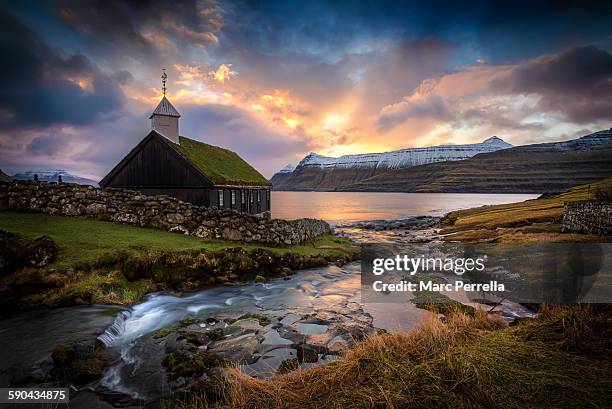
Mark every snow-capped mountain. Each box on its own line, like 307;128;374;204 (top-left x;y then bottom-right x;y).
278;164;296;173
294;137;512;171
271;137;512;190
11;170;99;186
271;129;612;192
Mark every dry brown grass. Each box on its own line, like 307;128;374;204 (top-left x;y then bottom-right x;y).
441;177;612;243
515;304;612;355
218;311;501;409
181;306;612;409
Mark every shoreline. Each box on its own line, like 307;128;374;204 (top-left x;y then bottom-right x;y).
1;183;610;408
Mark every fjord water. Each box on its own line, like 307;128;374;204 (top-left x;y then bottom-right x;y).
271;191;538;222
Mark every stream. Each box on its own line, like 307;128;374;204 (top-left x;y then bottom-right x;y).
0;216;535;406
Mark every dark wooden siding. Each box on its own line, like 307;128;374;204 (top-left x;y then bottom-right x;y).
105;136;212;188
103;133;270;213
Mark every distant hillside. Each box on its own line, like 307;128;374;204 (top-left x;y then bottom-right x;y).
272;137;512;191
11;170;99;186
340;129;612;193
0;169;12;183
270;164;296;188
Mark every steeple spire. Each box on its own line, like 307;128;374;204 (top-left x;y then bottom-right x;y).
150;69;180;143
161;68;168;96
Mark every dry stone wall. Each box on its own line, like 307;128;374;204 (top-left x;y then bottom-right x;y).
0;181;331;245
563;201;612;235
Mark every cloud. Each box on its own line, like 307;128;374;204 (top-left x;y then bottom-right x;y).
494;46;612;123
376;46;612;144
208;64;237;83
180;103;310;176
25;132;70;157
3;1;612;177
55;0;224;60
378;80;454;131
0;11;126;129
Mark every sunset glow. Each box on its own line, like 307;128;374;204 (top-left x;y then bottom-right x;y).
0;1;610;179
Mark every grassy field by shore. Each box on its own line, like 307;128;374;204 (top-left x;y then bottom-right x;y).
0;212;359;308
440;177;612;243
0;212;357;269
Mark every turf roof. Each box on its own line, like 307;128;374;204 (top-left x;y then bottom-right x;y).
166;135;271;186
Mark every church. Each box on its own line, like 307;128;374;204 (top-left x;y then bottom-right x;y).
100;72;272;214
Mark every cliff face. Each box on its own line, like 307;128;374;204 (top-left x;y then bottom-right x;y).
341;129;612;193
272;137;512;191
272;129;612;193
272;166;383;191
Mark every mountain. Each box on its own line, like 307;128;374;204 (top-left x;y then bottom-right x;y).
11;170;99;186
271;137;512;191
278;164;296;173
270;164;296;187
339;128;612;193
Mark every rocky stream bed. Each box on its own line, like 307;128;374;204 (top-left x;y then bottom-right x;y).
0;216;534;408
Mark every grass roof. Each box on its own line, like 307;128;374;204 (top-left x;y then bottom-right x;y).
166;136;271;186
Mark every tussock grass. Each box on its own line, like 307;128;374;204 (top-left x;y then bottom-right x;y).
441;177;612;243
182;306;611;409
515;304;611;356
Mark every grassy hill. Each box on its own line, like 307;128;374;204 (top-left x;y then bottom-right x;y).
440;177;612;242
0;212;354;269
0;212;358;307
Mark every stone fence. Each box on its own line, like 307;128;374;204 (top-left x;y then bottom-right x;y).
0;181;331;245
563;200;612;235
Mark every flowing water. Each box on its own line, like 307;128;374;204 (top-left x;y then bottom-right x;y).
94;261;458;399
0;192;539;402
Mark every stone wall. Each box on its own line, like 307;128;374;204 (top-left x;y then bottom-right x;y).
0;181;331;245
563;201;612;235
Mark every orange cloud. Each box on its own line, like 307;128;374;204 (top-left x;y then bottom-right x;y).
208;64;237;83
67;77;94;93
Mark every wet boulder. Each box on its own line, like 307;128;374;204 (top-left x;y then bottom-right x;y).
50;343;110;385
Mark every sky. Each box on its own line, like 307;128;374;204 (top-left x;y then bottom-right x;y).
1;0;611;179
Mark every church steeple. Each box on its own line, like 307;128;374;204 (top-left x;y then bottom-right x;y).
150;69;181;144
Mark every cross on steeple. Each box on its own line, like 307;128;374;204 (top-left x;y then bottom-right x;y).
161;68;168;96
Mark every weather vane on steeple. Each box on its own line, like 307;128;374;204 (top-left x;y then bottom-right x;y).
161;68;168;96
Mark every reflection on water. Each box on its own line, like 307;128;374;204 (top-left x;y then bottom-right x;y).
271;191;538;222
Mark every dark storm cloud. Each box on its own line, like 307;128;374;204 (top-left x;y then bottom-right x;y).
496;46;612;123
0;11;126;129
55;0;223;60
220;0;612;64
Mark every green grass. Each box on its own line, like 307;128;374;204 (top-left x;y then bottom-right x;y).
0;212;358;269
169;136;271;186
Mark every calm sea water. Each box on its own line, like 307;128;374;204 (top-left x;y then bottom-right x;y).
271;191;538;222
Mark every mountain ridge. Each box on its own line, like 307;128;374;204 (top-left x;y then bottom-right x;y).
11;170;99;186
272;129;612;193
271;136;513;191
